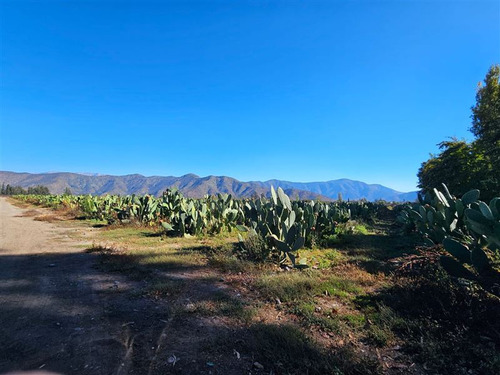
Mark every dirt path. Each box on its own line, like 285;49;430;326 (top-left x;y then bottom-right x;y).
0;198;177;375
0;198;80;255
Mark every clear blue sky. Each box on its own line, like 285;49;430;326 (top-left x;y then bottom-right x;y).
1;0;499;192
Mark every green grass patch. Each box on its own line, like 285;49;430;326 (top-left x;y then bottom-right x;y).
324;278;363;298
204;242;258;273
256;271;318;302
301;248;345;269
135;249;203;269
256;270;364;303
340;313;366;328
291;302;344;333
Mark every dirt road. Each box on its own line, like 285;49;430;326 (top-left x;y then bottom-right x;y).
0;198;174;375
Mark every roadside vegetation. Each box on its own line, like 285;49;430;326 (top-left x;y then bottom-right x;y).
11;182;500;374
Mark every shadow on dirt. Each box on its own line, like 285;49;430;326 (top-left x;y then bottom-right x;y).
0;251;172;375
332;232;420;276
0;250;371;375
354;274;500;375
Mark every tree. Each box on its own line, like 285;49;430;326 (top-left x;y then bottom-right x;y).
63;187;72;196
471;65;500;190
471;65;500;159
418;65;500;201
3;184;27;195
27;185;50;195
418;140;473;195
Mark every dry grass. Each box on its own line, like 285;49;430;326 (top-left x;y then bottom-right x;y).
7;197;31;208
10;198;83;222
18;209;40;217
33;214;65;222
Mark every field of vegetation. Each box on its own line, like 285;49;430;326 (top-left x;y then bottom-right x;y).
11;183;500;375
2;65;498;375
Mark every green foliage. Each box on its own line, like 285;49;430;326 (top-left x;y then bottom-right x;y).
130;194;159;223
159;189;244;236
418;65;499;202
1;183;50;195
471;64;500;179
237;186;307;268
237;231;270;262
398;183;474;245
417;140;485;197
399;184;500;294
237;187;381;267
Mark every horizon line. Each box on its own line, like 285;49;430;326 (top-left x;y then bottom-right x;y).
0;170;418;193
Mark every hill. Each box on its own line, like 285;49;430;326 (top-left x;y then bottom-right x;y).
0;171;417;202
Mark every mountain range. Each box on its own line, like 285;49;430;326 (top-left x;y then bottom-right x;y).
0;171;418;202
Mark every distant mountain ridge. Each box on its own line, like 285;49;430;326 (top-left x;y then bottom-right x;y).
0;171;418;202
251;179;418;202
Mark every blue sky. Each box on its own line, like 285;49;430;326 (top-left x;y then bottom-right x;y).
1;0;499;192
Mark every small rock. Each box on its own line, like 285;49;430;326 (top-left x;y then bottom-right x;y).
253;361;264;370
315;306;322;312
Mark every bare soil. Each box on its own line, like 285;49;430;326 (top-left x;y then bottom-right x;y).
0;198;257;375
